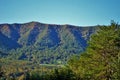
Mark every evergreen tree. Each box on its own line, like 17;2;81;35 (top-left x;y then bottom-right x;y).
68;21;120;79
87;21;120;79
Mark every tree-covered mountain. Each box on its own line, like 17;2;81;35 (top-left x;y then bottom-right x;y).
0;22;96;64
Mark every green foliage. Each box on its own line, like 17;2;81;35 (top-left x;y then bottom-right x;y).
0;59;63;80
24;67;75;80
68;21;120;79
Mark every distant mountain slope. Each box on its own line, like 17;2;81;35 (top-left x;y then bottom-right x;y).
0;22;97;64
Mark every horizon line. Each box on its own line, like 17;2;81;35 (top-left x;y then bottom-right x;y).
0;21;109;27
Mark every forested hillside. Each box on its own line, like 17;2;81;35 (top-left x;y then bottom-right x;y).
0;22;119;80
0;22;96;64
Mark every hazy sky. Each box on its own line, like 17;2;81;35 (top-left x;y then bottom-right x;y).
0;0;120;26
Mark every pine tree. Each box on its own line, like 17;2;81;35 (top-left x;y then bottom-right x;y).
68;21;120;79
87;21;120;79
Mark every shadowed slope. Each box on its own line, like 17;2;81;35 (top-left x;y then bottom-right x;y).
0;22;96;63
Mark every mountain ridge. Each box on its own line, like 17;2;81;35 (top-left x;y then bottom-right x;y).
0;21;96;27
0;22;97;64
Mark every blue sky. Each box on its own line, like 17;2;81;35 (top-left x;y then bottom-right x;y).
0;0;120;26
